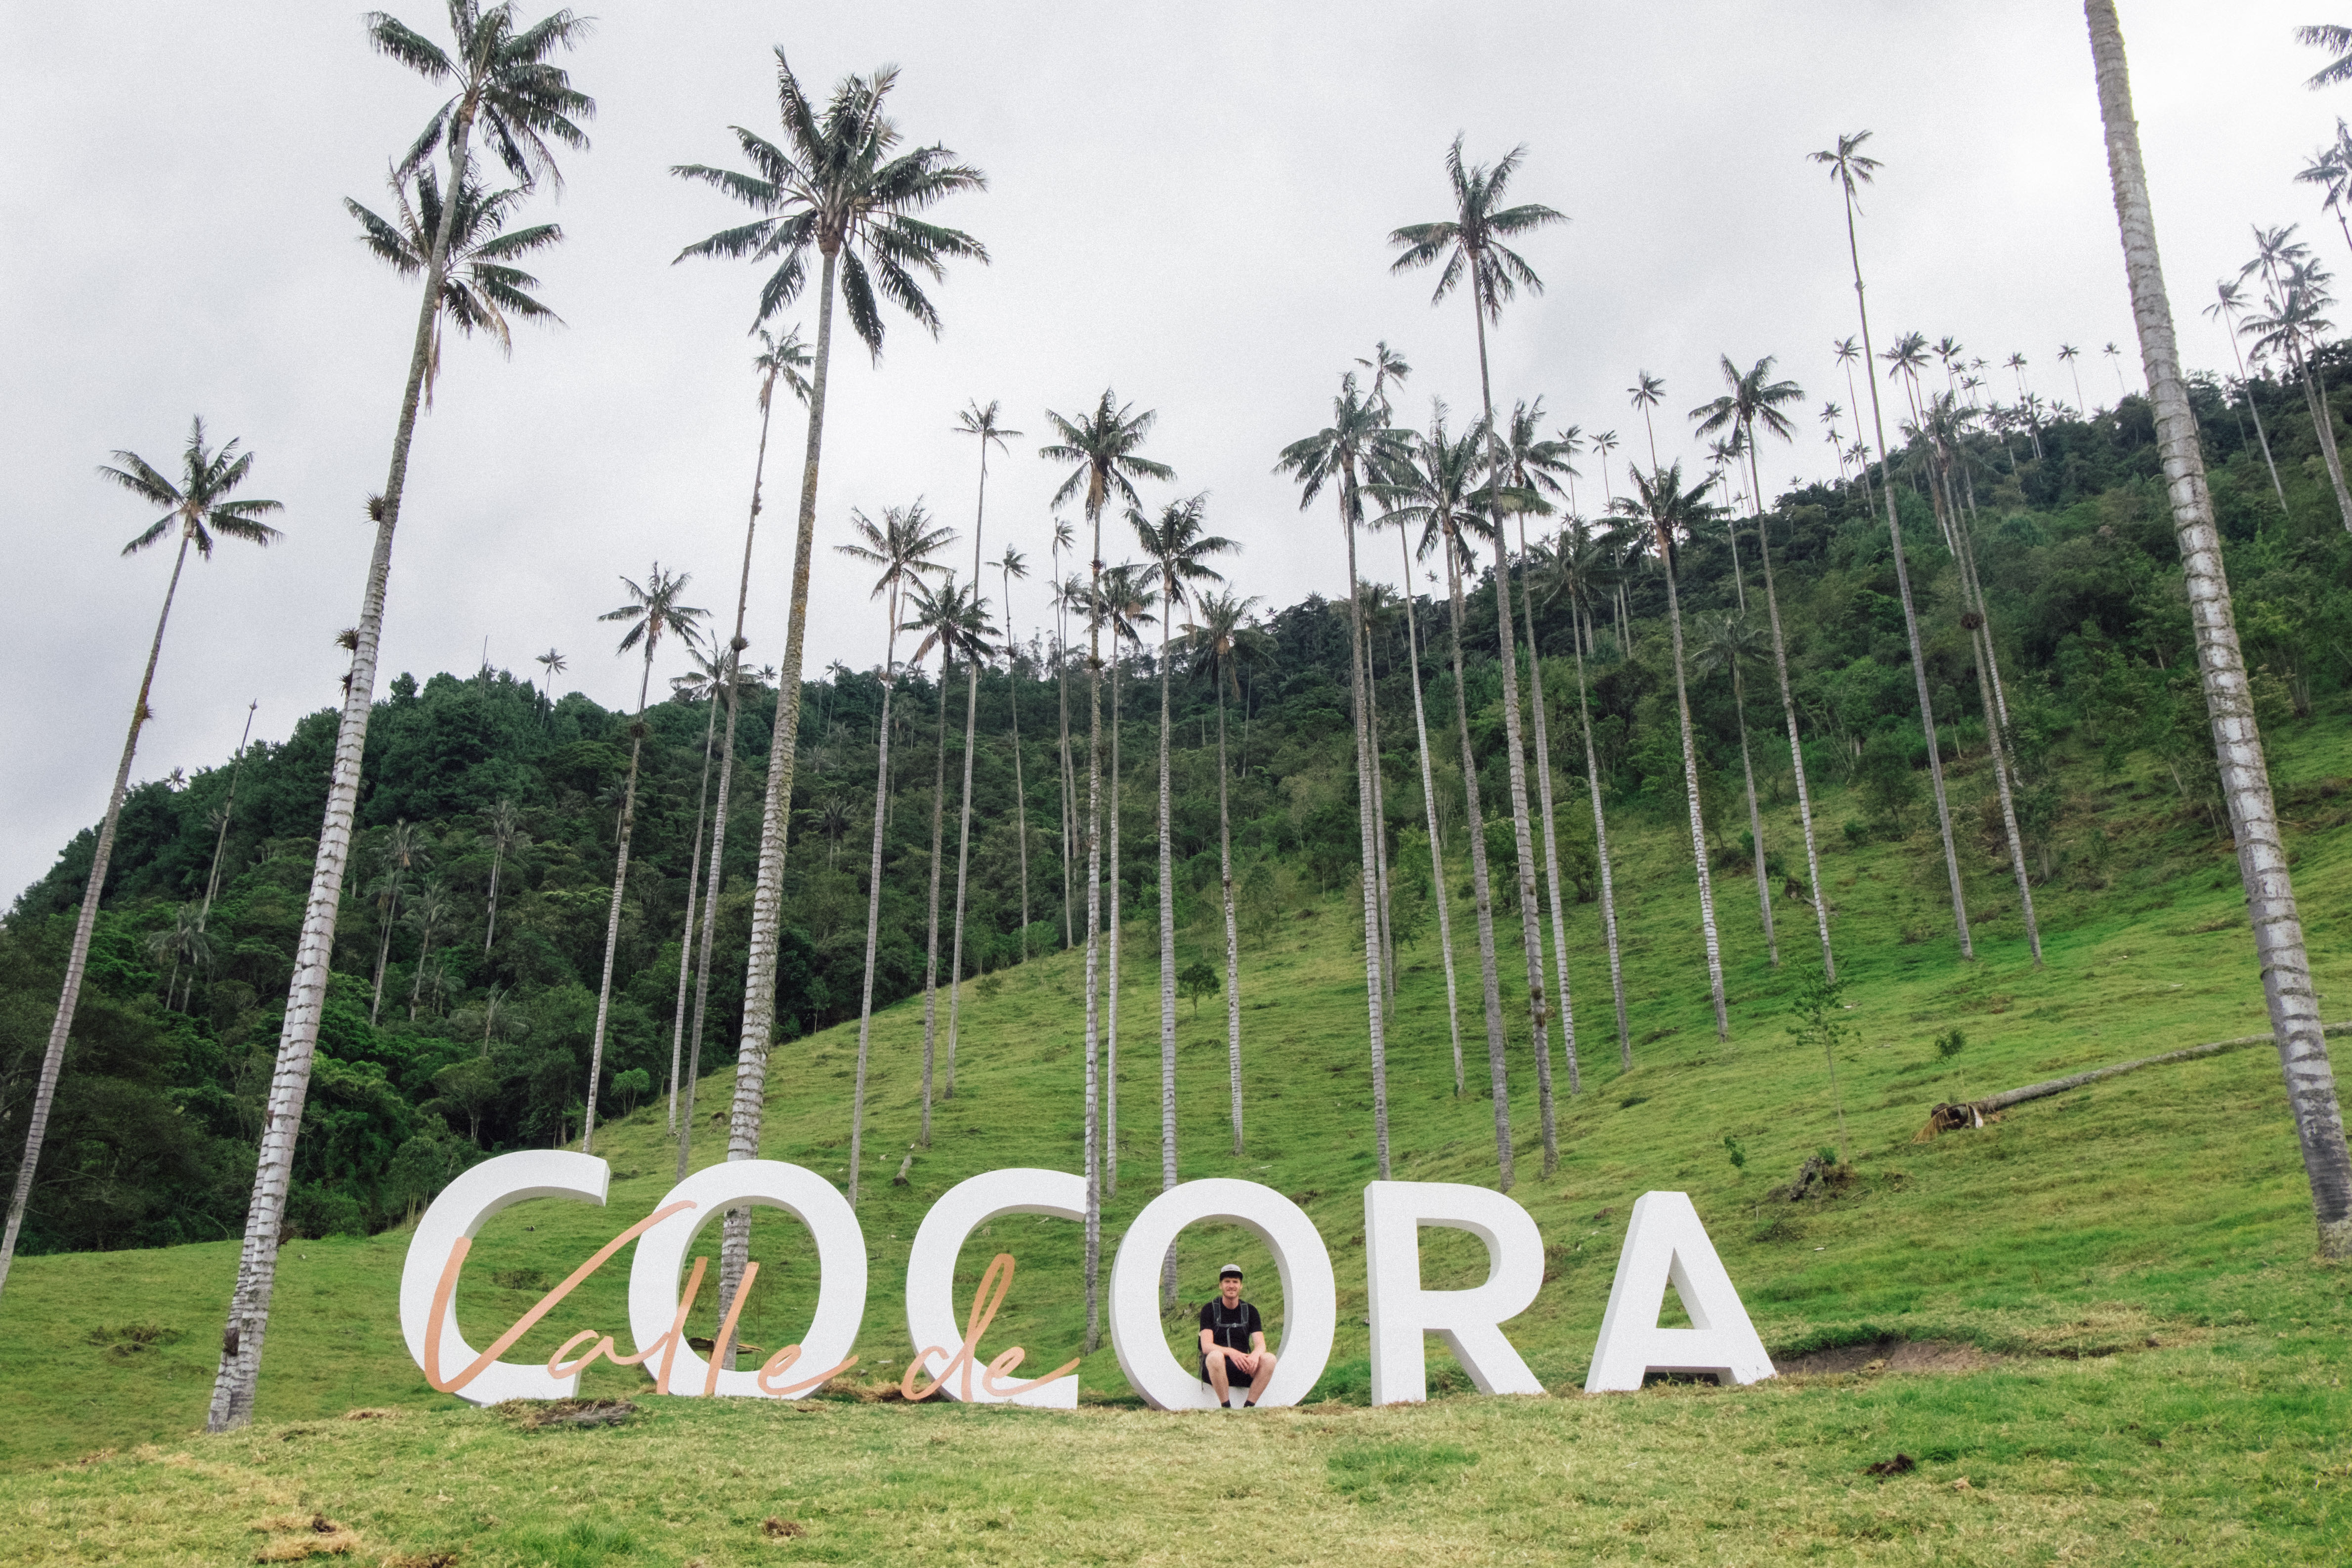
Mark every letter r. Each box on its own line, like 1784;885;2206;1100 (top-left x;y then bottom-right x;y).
1364;1181;1545;1405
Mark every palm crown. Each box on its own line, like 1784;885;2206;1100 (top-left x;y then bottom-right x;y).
837;501;955;607
1388;136;1567;319
347;166;562;395
1182;591;1269;695
1367;407;1494;575
370;1;595;190
101;418;284;559
672;55;988;344
1690;355;1805;451
1612;462;1719;571
600;565;707;661
1130;494;1235;614
903;573;993;670
1041;392;1175;527
1273;374;1408;526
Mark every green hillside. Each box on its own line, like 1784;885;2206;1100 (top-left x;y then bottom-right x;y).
3;708;2350;1561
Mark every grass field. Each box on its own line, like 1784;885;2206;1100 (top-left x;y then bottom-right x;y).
4;718;2352;1563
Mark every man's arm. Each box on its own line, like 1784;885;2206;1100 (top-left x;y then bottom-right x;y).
1200;1325;1220;1357
1248;1305;1268;1355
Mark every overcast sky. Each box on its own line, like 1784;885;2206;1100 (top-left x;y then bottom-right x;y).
1;1;2339;905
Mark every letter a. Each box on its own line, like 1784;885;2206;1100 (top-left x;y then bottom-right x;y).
1583;1191;1774;1393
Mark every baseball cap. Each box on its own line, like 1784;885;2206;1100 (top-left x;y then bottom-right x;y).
1218;1263;1244;1279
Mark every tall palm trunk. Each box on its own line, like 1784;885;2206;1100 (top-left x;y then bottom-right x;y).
2288;338;2352;532
678;363;785;1183
920;652;952;1145
582;653;656;1153
1338;472;1392;1181
1444;539;1513;1190
847;625;901;1206
1364;638;1398;1008
1057;611;1076;950
1572;599;1633;1068
1007;568;1032;960
208;101;480;1430
1727;659;1777;965
1397;530;1465;1093
1834;167;1972;958
201;703;257;925
1080;512;1107;1353
1662;548;1730;1039
666;681;722;1134
1;532;192;1297
945;447;995;1096
1217;689;1244;1152
482;838;506;958
368;872;404;1027
720;245;841;1321
1512;516;1580;1096
1742;430;1835;980
2087;0;2352;1257
1932;459;2044;964
1155;612;1180;1219
2223;325;2291;514
1109;656;1124;1206
1471;313;1556;1176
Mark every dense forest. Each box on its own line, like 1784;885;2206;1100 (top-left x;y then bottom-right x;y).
4;359;2349;1257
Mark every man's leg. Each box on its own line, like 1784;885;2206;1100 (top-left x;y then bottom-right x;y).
1205;1349;1233;1406
1244;1351;1277;1406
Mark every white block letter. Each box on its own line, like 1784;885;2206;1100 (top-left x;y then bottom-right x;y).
628;1160;867;1398
399;1149;610;1405
1584;1191;1774;1392
904;1167;1084;1407
1108;1178;1334;1409
1364;1181;1545;1404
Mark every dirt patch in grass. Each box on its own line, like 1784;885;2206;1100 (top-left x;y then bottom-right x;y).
1774;1338;1996;1376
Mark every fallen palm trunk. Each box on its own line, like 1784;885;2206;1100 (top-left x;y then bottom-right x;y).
1917;1020;2352;1140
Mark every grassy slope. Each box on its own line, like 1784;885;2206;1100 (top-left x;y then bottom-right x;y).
4;720;2352;1563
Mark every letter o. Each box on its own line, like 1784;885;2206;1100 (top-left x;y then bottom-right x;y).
398;1150;609;1405
628;1160;866;1398
904;1167;1085;1406
1108;1178;1333;1410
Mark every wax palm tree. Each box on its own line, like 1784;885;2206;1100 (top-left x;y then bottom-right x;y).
2100;0;2352;1258
907;574;992;1148
677;324;814;1183
1135;495;1235;1178
1810;130;1973;959
1690;354;1835;976
1613;463;1731;1039
367;821;429;1026
1391;134;1568;1175
838;502;953;1204
2239;234;2352;532
942;401;1020;1105
208;2;590;1431
477;796;526;962
147;904;215;1014
1369;407;1519;1186
346;165;562;406
533;646;565;715
1039;391;1171;1351
197;701;260;927
1495;399;1583;1095
1692;612;1777;963
661;638;726;1131
1275;376;1412;1175
403;877;457;1021
1535;517;1634;1067
673;56;987;1313
2204;280;2291;514
2057;343;2086;411
1184;591;1268;1153
998;544;1034;957
582;566;706;1153
1627;372;1666;468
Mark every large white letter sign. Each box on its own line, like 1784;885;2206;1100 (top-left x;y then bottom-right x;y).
1364;1181;1545;1405
1108;1178;1334;1410
1584;1191;1774;1392
400;1150;621;1405
627;1160;867;1398
904;1168;1085;1407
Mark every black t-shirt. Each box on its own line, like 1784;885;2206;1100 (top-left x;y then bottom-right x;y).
1198;1298;1263;1379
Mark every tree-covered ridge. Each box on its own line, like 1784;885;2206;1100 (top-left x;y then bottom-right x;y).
4;365;2348;1258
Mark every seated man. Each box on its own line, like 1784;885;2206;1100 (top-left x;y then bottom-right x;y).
1198;1263;1277;1407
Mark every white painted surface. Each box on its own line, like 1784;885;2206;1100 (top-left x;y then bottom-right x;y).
1584;1191;1775;1393
1364;1181;1545;1404
903;1167;1085;1406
